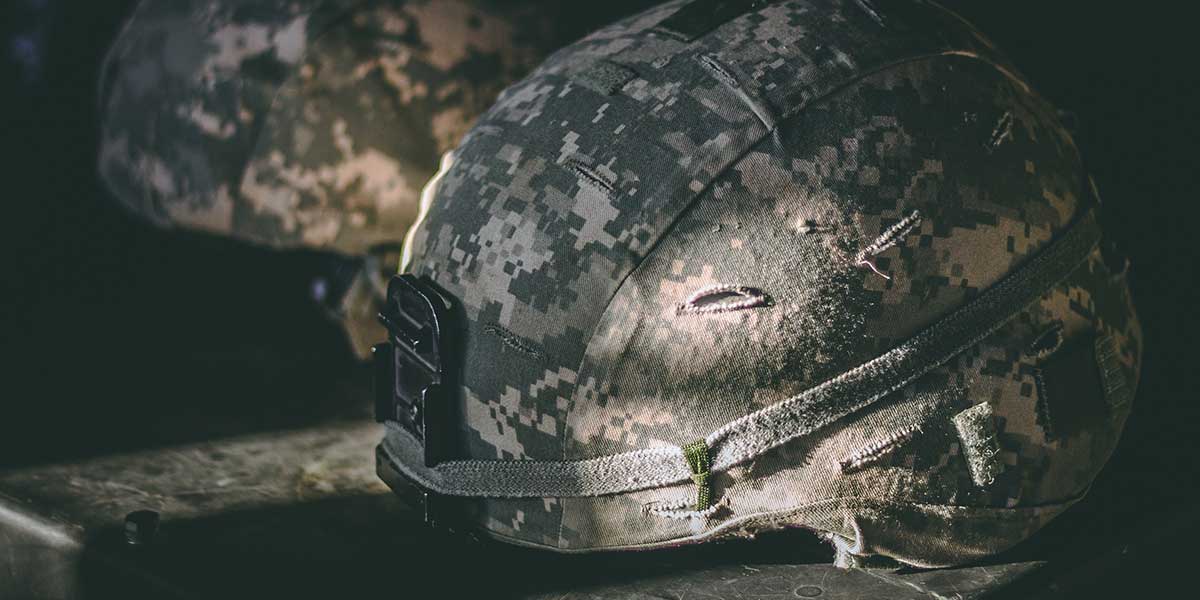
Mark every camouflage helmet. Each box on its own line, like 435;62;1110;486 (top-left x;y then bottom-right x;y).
376;0;1142;568
96;0;651;256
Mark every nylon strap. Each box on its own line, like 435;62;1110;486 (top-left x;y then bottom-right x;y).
381;209;1102;498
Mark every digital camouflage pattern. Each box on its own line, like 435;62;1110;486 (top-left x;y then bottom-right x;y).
97;0;653;256
391;0;1141;567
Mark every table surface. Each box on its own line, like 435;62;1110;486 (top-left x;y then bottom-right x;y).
1;412;1184;600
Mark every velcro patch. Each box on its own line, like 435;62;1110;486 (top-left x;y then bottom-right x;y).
1095;335;1132;415
1033;334;1107;440
571;60;637;95
952;403;1004;487
651;0;770;42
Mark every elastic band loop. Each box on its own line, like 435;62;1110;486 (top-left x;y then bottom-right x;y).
683;439;712;510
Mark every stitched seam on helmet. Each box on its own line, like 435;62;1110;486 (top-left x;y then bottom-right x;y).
696;53;778;131
1032;366;1057;440
482;324;546;362
857;210;922;260
988;111;1015;149
855;209;922;279
839;423;924;473
646;497;727;520
677;284;770;315
1025;321;1065;360
697;54;739;87
852;0;886;27
564;158;615;196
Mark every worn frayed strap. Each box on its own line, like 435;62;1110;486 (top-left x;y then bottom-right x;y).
572;60;637;95
382;425;684;497
380;210;1100;498
683;439;712;510
952;403;1004;487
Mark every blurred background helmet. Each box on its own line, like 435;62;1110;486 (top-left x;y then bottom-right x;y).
96;0;656;358
97;0;653;256
381;0;1142;568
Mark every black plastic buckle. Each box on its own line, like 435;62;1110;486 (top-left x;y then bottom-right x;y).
375;445;443;527
373;274;459;468
376;445;475;539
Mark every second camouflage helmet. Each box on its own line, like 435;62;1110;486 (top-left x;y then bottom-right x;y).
378;0;1142;568
97;0;652;256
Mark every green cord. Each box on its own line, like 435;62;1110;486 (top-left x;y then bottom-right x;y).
682;439;712;511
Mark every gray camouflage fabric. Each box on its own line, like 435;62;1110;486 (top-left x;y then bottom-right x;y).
97;0;651;256
390;0;1141;567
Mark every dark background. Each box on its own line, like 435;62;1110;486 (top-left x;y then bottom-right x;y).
3;1;1198;597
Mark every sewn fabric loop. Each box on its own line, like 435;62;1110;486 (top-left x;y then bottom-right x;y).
683;439;713;510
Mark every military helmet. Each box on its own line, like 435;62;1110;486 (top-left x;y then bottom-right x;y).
377;0;1141;568
96;0;650;256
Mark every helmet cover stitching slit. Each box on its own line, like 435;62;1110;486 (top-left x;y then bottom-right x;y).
1025;321;1065;360
564;158;615;196
855;209;922;279
838;422;924;473
851;0;886;28
482;324;546;362
677;284;770;315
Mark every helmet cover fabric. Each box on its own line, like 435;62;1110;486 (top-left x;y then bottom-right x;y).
388;0;1142;567
97;0;650;255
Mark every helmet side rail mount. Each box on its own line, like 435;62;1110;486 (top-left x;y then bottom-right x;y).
374;209;1102;525
373;274;463;469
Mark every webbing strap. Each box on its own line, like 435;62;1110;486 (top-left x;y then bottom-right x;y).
382;210;1101;498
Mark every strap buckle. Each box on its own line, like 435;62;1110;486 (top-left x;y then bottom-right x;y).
376;444;476;537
